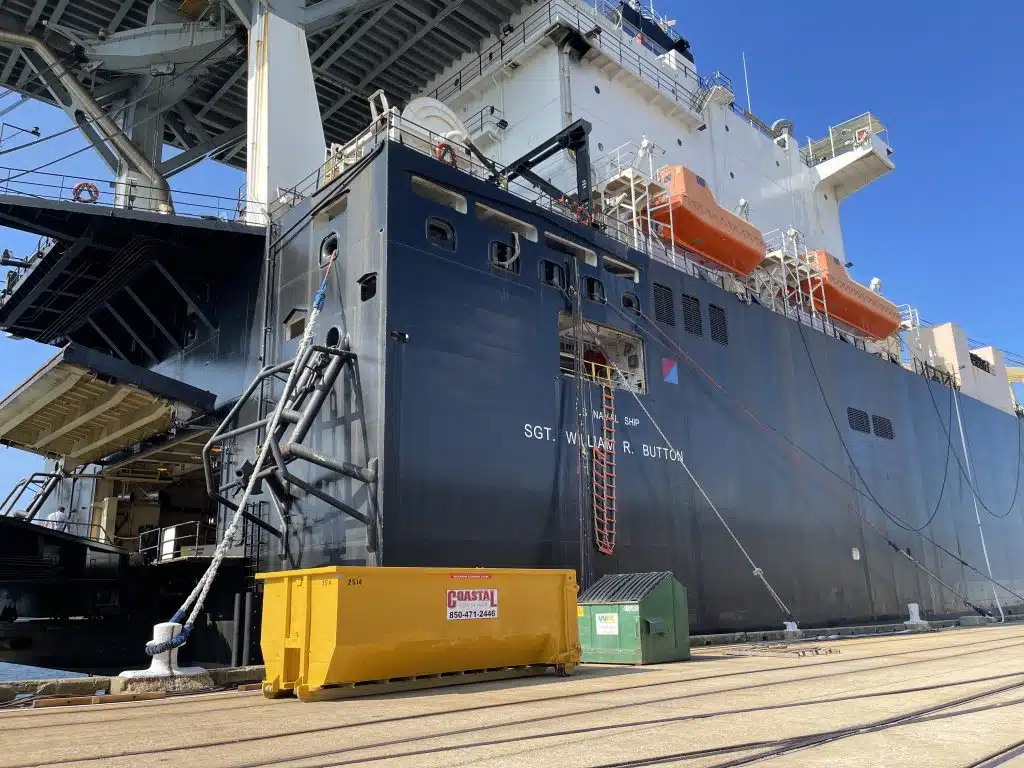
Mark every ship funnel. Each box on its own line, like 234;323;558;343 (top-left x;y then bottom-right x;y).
0;31;174;214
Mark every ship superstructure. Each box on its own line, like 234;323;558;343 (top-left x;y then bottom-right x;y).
0;0;1021;668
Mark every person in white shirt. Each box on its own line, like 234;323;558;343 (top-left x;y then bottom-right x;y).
49;506;69;533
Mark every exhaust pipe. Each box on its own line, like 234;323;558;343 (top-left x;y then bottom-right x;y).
0;31;174;214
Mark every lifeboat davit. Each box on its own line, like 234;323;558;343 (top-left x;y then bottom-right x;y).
805;251;901;339
650;166;765;277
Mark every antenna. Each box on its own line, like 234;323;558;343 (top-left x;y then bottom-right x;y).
742;52;752;114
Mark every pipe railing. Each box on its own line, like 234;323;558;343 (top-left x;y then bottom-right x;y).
0;166;263;221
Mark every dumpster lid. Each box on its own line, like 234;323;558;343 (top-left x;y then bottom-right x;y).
579;572;674;603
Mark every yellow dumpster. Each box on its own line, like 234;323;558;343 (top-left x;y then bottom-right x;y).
256;566;580;700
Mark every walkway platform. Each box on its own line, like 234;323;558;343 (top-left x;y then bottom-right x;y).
3;624;1024;767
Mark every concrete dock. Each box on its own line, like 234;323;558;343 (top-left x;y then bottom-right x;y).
5;623;1024;767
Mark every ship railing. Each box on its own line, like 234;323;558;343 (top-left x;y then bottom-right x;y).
911;357;960;390
800;112;890;167
424;0;705;114
58;521;118;547
0;165;267;223
303;103;847;350
133;521;217;564
558;352;644;392
464;105;507;138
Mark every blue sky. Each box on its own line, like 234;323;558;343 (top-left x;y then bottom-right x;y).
0;0;1020;494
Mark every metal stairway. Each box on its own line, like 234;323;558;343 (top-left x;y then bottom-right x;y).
202;339;379;555
592;382;617;555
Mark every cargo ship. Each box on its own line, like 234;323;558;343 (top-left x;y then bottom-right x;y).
0;0;1022;669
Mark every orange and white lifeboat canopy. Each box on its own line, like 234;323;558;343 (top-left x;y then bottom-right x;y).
650;166;766;277
806;251;901;340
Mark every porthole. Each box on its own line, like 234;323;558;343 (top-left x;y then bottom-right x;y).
676;138;682;147
598;142;604;151
725;125;730;132
729;171;735;179
594;85;601;94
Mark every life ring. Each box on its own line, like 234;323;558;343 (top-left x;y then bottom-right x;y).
72;182;100;204
434;141;457;167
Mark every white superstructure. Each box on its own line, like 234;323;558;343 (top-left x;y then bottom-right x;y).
419;0;893;268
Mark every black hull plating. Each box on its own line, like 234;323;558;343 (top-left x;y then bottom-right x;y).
373;144;1024;632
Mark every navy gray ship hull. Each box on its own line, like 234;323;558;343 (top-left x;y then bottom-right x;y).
262;142;1024;633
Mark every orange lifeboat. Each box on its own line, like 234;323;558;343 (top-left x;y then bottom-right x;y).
805;251;901;339
650;166;766;277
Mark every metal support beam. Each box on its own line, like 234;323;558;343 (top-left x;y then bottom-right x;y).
82;23;240;73
303;0;391;33
124;286;181;351
104;301;159;363
174;102;210;143
316;1;396;70
87;318;130;362
152;261;217;332
24;473;59;521
1;233;91;327
157;122;246;177
31;389;129;450
0;371;83;439
283;442;377;485
321;0;467;121
223;0;253;28
198;62;245;119
65;403;170;466
107;0;135;33
279;468;370;524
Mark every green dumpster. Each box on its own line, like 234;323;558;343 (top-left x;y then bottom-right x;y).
577;572;690;664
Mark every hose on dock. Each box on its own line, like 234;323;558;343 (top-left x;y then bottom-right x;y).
146;250;340;656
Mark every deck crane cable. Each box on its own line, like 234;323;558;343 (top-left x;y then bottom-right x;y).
904;336;1023;520
577;325;796;623
145;249;341;657
608;300;1010;612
